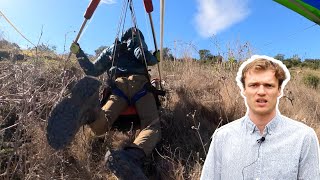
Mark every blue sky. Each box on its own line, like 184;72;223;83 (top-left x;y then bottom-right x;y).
1;0;320;59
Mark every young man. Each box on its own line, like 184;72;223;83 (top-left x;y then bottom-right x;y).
200;55;320;179
47;27;161;179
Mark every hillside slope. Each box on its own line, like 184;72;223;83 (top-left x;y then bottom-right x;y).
0;57;319;179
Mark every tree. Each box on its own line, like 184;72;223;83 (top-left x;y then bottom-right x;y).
274;54;285;61
162;47;174;61
282;54;302;68
0;39;10;48
289;54;301;66
303;59;320;69
32;43;56;53
292;54;301;61
215;55;223;63
12;43;20;49
198;49;212;60
95;45;108;56
228;57;236;63
149;47;174;61
0;39;20;50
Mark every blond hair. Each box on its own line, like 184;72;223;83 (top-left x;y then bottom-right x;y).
241;58;286;88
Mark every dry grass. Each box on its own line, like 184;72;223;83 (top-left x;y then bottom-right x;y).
0;56;319;180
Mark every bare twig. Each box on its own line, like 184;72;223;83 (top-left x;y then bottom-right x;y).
35;25;44;59
189;110;207;156
0;122;19;133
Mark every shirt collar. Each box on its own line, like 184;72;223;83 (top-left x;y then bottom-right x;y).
243;112;282;135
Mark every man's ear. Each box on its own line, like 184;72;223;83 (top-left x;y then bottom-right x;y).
241;88;246;97
242;91;245;97
277;87;281;97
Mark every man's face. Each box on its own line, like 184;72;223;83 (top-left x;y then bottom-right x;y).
243;69;281;117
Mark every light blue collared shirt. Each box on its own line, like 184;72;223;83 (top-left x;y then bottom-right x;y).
200;113;320;180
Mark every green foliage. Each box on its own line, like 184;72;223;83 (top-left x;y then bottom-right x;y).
284;55;301;67
95;45;108;56
0;39;11;48
31;43;56;53
0;39;20;49
198;49;223;64
303;74;320;89
0;50;10;60
274;54;285;61
303;59;320;70
282;60;292;68
199;49;212;60
228;57;236;63
292;54;301;61
276;53;319;70
162;47;174;61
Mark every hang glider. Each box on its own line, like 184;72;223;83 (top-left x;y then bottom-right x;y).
274;0;320;25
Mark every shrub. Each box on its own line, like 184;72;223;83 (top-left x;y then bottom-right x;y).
303;74;320;89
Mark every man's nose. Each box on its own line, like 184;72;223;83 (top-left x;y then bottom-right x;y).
257;85;266;95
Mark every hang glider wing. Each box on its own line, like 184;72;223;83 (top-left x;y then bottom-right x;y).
274;0;320;25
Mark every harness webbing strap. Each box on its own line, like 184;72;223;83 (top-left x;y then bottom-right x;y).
112;87;130;104
112;83;149;105
131;84;148;104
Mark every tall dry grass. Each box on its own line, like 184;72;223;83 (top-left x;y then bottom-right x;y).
0;56;319;179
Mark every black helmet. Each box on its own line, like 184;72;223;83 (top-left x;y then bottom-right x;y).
121;27;144;42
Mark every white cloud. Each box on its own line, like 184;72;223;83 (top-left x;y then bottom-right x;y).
101;0;116;4
194;0;250;38
87;0;116;5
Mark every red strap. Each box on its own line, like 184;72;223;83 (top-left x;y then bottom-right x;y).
143;0;153;13
84;0;101;19
120;105;138;115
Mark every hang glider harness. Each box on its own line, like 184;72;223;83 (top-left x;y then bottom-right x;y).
106;0;166;111
69;0;165;113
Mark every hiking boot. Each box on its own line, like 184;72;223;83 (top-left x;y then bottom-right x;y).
105;147;148;180
47;76;102;150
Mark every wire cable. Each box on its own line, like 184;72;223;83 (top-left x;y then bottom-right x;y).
128;0;149;73
0;10;36;47
111;0;129;68
262;23;317;47
241;142;262;180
